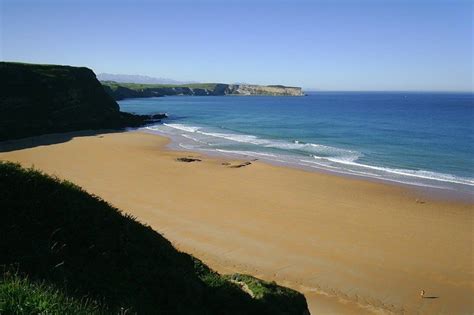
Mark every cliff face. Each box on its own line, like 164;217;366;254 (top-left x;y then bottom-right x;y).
102;81;304;100
225;84;304;96
0;62;158;141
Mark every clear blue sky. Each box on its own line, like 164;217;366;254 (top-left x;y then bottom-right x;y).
1;0;472;91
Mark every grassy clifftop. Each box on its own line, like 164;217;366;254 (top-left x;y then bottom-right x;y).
101;81;228;100
101;81;304;100
103;81;221;91
0;162;309;314
0;62;158;141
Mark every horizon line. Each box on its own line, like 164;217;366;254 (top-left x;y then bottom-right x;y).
2;60;472;94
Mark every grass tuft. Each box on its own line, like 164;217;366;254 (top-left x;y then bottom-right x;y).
0;271;105;314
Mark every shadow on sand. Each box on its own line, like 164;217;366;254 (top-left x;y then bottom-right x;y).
0;129;127;153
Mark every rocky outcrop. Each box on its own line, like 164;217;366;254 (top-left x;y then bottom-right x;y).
225;84;304;96
0;62;164;141
102;82;304;100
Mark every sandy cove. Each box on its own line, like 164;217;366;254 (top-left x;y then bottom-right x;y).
0;131;472;315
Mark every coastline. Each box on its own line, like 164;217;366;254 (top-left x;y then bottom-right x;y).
118;91;474;197
0;130;472;314
141;126;474;203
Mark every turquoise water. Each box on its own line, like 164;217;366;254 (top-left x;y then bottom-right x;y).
119;92;474;193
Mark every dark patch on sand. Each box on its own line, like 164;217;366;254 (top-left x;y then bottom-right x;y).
176;157;202;163
229;162;252;168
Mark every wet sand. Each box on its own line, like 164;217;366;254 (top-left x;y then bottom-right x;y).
1;131;472;314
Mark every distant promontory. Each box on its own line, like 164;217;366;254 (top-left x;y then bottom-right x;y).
101;81;305;100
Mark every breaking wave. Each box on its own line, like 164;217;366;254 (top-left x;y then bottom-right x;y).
147;123;474;189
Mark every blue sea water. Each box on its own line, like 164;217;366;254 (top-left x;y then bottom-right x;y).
119;92;474;193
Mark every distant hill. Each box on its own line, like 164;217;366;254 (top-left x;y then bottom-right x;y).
0;161;309;314
102;81;305;100
0;62;164;141
97;73;195;85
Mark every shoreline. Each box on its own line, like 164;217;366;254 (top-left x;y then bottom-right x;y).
0;130;472;314
142;127;474;204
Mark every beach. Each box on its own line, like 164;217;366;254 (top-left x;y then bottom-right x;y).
1;131;472;314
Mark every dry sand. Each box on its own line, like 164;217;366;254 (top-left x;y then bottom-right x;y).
1;131;472;314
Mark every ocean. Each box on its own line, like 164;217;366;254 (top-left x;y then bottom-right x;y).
119;92;474;194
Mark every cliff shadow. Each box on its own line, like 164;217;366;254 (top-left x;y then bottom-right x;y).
0;129;126;153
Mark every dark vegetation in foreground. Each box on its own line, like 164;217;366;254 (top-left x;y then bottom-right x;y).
0;272;106;314
0;62;165;141
0;162;309;314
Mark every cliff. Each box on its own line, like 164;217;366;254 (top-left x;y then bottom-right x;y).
226;84;304;96
102;81;304;100
0;161;309;314
0;62;163;141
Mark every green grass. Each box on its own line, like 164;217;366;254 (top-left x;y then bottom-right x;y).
227;274;277;299
225;274;307;314
0;162;308;314
100;80;228;100
0;272;106;314
100;80;303;100
101;81;220;91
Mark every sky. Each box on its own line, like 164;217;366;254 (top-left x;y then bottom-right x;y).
1;0;472;91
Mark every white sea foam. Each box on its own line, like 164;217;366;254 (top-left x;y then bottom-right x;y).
198;130;361;162
148;122;474;189
144;125;161;131
199;131;270;145
270;142;361;162
181;134;208;144
308;156;474;186
215;149;278;158
163;123;201;133
300;159;448;189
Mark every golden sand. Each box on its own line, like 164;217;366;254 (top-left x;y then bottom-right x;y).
1;131;472;314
